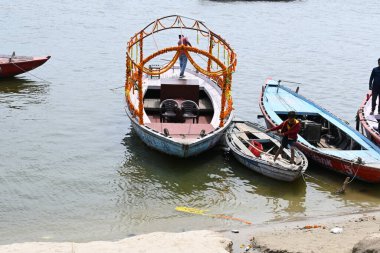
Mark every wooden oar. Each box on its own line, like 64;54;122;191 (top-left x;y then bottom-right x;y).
175;206;252;225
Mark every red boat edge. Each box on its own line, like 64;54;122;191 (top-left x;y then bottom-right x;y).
0;55;51;78
259;81;380;183
357;91;380;146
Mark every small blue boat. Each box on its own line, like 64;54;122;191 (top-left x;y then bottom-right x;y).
259;79;380;183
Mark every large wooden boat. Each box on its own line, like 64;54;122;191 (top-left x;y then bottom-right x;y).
226;121;308;182
0;53;50;78
356;91;380;146
124;15;236;157
259;79;380;183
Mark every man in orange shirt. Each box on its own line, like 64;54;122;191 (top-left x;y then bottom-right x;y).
265;111;301;164
178;35;192;78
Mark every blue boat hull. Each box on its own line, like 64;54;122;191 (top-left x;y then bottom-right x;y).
259;79;380;183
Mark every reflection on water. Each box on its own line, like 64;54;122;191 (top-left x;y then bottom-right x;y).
118;129;240;227
304;163;380;209
120;129;305;230
118;128;380;233
0;77;48;110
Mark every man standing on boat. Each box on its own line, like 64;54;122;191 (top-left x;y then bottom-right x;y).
265;111;301;165
369;58;380;115
178;35;192;78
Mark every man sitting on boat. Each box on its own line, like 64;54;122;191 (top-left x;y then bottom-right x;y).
369;58;380;115
178;35;192;78
265;111;301;164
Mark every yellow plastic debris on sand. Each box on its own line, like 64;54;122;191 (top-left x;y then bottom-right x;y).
175;206;208;215
175;206;252;225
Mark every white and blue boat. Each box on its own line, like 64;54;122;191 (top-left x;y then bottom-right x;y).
124;15;236;157
259;79;380;183
226;121;308;182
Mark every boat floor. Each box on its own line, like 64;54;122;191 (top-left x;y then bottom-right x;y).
129;67;223;127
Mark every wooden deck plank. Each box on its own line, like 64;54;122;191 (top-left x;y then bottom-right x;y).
230;134;253;156
233;129;249;142
235;122;292;157
235;123;269;139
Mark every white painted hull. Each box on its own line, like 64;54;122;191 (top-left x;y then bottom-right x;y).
225;121;308;182
127;110;233;157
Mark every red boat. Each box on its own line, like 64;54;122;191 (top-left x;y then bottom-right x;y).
0;53;50;78
356;91;380;146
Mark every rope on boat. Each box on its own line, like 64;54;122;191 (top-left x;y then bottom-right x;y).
302;157;361;186
110;85;125;90
152;22;160;51
301;171;307;184
346;158;361;184
274;87;296;112
10;62;51;83
302;172;325;184
335;159;362;194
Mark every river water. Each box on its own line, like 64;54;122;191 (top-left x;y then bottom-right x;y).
1;0;380;244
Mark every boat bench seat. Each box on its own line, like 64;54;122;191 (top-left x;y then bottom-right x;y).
145;123;215;137
250;138;271;143
235;123;269;139
144;98;213;113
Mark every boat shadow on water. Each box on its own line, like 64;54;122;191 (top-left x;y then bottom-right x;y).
118;128;380;227
114;128;254;230
225;153;307;213
120;128;230;194
120;127;307;204
0;77;48;109
116;128;310;228
121;126;305;195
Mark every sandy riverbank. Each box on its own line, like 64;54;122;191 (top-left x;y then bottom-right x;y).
0;230;232;253
226;209;380;253
2;210;380;253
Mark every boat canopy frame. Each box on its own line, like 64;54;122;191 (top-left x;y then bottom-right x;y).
125;15;237;126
